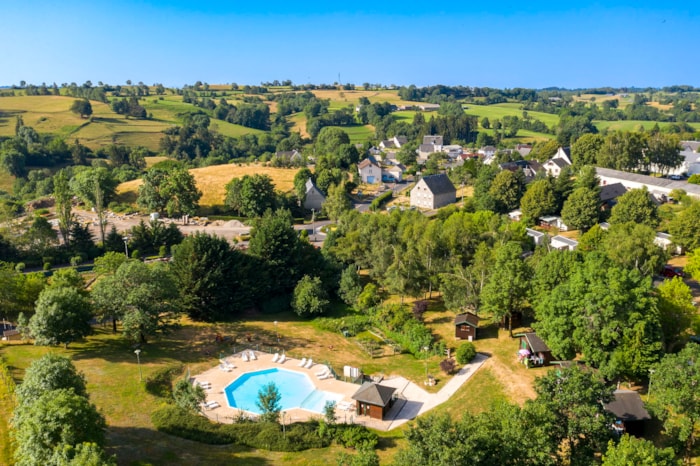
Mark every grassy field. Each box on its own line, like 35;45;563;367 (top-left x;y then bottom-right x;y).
116;163;299;213
594;119;700;132
325;125;375;144
462;102;560;127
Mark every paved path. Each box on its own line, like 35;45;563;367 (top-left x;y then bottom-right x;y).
357;353;489;431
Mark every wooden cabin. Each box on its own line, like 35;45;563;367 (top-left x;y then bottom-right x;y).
518;332;553;367
351;382;397;420
454;312;479;341
604;389;651;436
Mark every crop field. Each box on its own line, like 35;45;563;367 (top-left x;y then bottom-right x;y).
310;89;419;107
116;162;299;213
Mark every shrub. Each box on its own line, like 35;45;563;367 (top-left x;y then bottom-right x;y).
15;262;25;273
412;300;428;321
455;342;477;365
158;245;168;257
336;424;378;450
43;262;51;271
370;191;393;211
145;364;184;398
131;249;141;260
152;405;233;444
440;358;456;374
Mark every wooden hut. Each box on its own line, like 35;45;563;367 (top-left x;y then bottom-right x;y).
518;332;553;367
604;389;651;436
351;382;397;420
454;312;479;341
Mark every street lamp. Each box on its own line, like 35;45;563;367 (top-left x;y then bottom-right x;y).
123;236;129;258
134;349;142;381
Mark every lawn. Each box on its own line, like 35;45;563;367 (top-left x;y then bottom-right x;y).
116;163;300;213
325;125;375;144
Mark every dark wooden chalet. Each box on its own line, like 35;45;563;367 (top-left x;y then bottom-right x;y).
604;389;651;436
351;382;397;420
454;312;479;341
518;332;553;366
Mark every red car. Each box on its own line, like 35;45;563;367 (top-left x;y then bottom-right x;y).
662;266;684;278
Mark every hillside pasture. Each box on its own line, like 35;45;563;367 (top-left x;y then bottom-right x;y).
593;119;700;132
462;102;560;127
116;163;299;213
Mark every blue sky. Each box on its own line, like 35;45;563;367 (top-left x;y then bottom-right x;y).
1;1;698;89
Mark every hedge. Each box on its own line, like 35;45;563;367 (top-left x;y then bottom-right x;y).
370;191;393;211
151;405;331;451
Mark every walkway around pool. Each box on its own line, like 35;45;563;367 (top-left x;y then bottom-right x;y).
192;350;488;431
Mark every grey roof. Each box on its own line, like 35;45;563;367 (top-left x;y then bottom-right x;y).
305;178;321;194
526;228;545;238
656;232;672;240
380;140;396;148
423;135;443;145
604;390;651;421
681;140;700;152
551;235;578;247
358;158;379;170
523;333;551;353
418;143;436;153
420;174;456;196
455;312;479;327
599;222;611;230
547;158;569;168
595;167;700;197
352;382;396;407
395;135;408;145
599;182;627;202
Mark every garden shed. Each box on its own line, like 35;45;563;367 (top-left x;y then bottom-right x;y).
454;312;479;341
351;382;397;420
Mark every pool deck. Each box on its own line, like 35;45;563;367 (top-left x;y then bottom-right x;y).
193;350;488;431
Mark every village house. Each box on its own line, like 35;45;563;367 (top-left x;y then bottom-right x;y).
358;158;382;184
410;174;457;209
550;235;578;251
416;135;445;163
604;389;651;436
379;135;407;150
303;178;325;211
526;228;546;246
382;163;406;183
653;232;683;255
517;332;553;367
542;147;572;177
351;382;397;420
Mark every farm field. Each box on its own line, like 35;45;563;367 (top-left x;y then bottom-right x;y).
462;102;560;127
325;124;375;144
593;119;700;132
116;162;299;213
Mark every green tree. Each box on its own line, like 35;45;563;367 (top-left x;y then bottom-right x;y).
488;169;525;213
170;232;254;320
29;286;93;348
15;354;87;407
293;167;313;203
480;242;530;336
70;99;92;118
256;382;281;423
685;247;700;280
92;251;127;276
609;187;659;227
356;283;380;311
53;170;73;246
138;162;202;218
531;365;614;466
91;261;179;343
0;148;27;177
529;139;560;163
571;133;604;167
172;378;206;412
602;435;679;466
657;277;696;352
323;181;352;221
520;178;556;220
669;202;700;251
649;343;700;462
13;389;105;466
69;167;118;244
602;222;667;276
338;265;362;305
292;275;329;317
50;442;117;466
561;187;600;231
647;133;682;176
224;174;276;217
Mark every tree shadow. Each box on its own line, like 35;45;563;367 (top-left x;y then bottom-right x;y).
107;425;274;465
93;117;128;125
477;322;499;340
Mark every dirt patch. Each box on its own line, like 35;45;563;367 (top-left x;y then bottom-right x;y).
481;356;536;405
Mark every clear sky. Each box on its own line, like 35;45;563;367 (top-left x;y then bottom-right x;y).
1;0;698;89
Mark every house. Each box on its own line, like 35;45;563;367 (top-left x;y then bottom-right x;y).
654;232;683;255
596;166;700;200
599;182;628;209
516;144;532;157
383;164;406;183
539;216;568;231
358;158;382;184
418;103;441;112
500;160;543;182
478;146;497;158
550;235;578;251
303;178;325;211
526;228;546;246
423;135;444;146
416;135;445;163
542;147;572;177
379;135;408;150
455;312;479;341
442;144;463;159
351;382;397;420
410;174;457;209
604;389;651;436
273;150;302;164
508;209;523;221
517;332;553;367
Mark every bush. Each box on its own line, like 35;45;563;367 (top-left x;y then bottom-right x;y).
158;245;168;257
145;364;184;398
335;424;378;449
15;262;25;273
440;358;456;374
412;300;428;321
152;405;233;444
370;191;393;211
43;262;51;271
455;342;477;365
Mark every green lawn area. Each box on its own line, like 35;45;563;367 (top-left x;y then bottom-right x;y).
326;125;375;144
594;120;700;132
462;102;560;127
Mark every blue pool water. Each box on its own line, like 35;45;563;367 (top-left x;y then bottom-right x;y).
224;368;343;414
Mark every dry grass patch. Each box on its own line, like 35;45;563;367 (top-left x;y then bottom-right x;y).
116;163;299;210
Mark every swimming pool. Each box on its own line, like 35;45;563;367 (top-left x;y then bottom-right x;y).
224;368;343;415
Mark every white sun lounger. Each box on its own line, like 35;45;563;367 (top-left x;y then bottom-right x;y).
315;367;328;377
298;358;307;367
242;353;249;362
249;351;257;360
272;353;280;362
278;354;286;364
304;359;314;369
195;380;212;388
201;400;220;410
219;364;232;372
319;372;333;380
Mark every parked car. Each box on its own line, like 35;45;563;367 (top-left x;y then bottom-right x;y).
669;174;683;181
662;266;684;278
